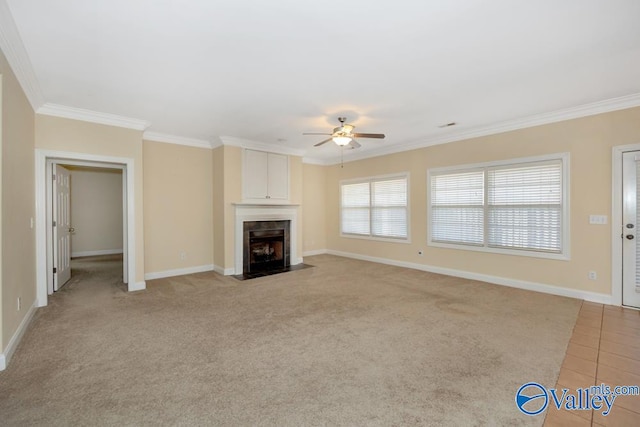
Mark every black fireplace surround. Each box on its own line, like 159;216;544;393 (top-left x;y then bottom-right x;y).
243;220;290;274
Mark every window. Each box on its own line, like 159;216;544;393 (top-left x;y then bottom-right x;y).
428;154;568;259
341;175;408;240
430;170;484;246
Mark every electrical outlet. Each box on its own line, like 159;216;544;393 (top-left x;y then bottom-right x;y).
589;215;608;225
17;297;21;311
179;251;187;260
588;271;597;280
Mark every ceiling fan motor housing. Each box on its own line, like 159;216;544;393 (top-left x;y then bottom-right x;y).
334;124;354;135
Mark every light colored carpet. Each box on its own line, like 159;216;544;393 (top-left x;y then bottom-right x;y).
0;254;580;426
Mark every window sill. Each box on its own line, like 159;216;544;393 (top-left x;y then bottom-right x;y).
341;233;411;244
427;241;570;261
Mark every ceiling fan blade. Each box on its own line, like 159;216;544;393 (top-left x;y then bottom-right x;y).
348;139;361;149
314;138;333;147
303;132;332;136
352;133;385;139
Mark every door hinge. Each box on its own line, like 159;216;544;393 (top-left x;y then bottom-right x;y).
52;174;56;181
53;220;57;227
53;267;57;274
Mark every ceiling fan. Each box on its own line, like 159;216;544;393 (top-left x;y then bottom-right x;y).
303;117;385;149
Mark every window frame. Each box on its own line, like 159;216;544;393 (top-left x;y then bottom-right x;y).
427;153;570;260
340;172;411;243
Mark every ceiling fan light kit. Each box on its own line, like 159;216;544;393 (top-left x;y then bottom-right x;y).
333;135;352;146
304;117;385;149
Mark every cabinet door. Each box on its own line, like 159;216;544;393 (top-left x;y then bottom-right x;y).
267;153;289;200
244;150;269;199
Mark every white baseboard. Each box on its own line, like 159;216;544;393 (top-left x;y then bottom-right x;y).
303;249;328;257
0;300;38;371
129;281;146;292
71;249;123;258
213;265;235;275
144;264;215;280
327;250;612;305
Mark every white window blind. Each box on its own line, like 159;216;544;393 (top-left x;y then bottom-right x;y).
372;178;408;238
341;176;408;240
341;182;370;235
430;171;484;245
429;156;567;257
487;161;562;252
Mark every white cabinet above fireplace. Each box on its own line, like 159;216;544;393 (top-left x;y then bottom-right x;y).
243;149;289;203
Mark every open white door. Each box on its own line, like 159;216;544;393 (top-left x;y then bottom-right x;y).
53;164;72;290
621;151;640;309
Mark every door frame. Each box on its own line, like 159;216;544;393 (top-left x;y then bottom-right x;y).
611;143;640;307
36;149;137;307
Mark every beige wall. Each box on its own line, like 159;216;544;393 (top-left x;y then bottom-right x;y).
289;156;303;261
302;163;327;253
212;146;225;269
326;107;640;296
69;167;123;256
35;115;145;284
223;145;242;270
143;141;213;274
0;48;36;350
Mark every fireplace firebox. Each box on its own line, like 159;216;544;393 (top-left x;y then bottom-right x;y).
243;220;290;274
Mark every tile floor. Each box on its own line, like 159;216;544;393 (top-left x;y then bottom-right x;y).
543;302;640;426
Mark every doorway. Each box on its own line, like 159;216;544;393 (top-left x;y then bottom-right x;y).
52;164;124;291
35;149;139;307
613;144;640;309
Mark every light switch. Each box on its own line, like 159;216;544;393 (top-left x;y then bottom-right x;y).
589;215;608;225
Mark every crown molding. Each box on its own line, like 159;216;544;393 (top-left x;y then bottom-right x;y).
210;137;223;149
143;131;214;149
0;0;45;109
302;157;328;165
220;135;306;157
37;103;151;131
319;93;640;166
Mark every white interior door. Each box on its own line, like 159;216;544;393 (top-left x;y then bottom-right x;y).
53;164;72;290
621;151;640;309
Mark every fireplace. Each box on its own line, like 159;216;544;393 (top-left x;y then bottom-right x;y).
243;220;290;274
233;204;299;276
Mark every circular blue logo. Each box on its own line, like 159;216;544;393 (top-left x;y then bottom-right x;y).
515;382;548;416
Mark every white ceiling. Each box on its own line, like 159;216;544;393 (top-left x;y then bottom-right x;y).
4;0;640;162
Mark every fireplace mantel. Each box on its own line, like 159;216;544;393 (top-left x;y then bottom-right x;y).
234;204;299;275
